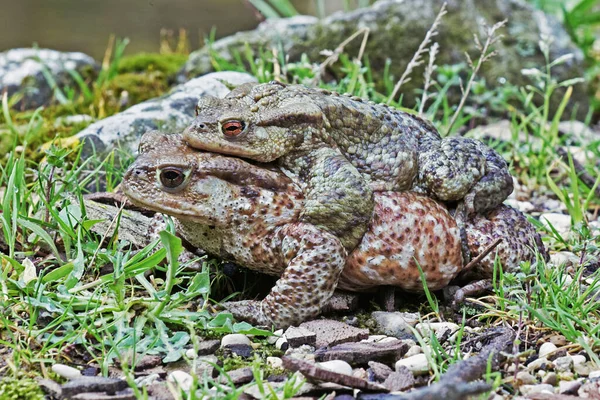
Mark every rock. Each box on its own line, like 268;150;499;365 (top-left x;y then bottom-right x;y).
315;339;408;366
267;329;284;345
559;380;581;395
372;312;420;338
284;326;317;347
37;378;62;398
383;366;416;392
194;355;219;378
550;252;580;268
223;344;253;358
54;114;94;128
572;355;586;366
362;335;388;343
542;372;557;386
574;361;594;376
181;0;588;119
554;356;574;373
589;370;600;379
516;371;537;385
52;363;82;380
504;199;535;213
299;319;369;348
519;383;555;395
558;120;598;145
61;377;129;398
285;344;316;361
221;333;251;348
395;354;430;375
168;371;193;392
275;337;289;351
539;342;559;359
415;322;460;342
70;390;136;400
317;360;353;376
405;345;423;358
321;292;360;314
0;48;98;109
540;213;572;238
221;367;254;385
134;373;160;387
75;71;256;156
267;357;283;369
527;357;552;371
197;339;221;356
579;380;600;397
367;361;393;382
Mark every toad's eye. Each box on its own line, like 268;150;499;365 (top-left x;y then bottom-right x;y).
221;120;245;137
159;167;186;189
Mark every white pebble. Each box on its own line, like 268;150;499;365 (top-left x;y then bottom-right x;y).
539;342;558;358
318;360;353;376
588;370;600;379
267;329;284;345
168;370;193;392
416;322;460;342
405;345;423;358
185;348;197;359
572;355;586;366
267;357;283;369
221;333;251;348
559;380;581;394
51;364;81;380
519;384;554;395
396;353;429;375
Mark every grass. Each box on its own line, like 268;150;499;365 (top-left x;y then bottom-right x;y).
0;4;599;399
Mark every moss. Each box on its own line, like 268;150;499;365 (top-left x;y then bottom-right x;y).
0;376;44;400
106;72;169;107
118;53;188;76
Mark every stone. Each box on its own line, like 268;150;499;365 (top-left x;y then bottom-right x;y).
223;344;253;359
383;366;415;392
54;114;94;127
542;372;557;386
275;337;289;351
550;252;580;268
284;326;317;347
540;213;572;238
415;322;460;342
299;319;369;348
221;333;251;348
516;371;537;385
181;0;588;119
539;342;558;359
574;362;594;376
579;380;600;397
194;355;219;378
519;383;554;395
75;71;256;156
395;354;430;375
367;361;393;382
317;360;353;376
221;367;254;385
267;329;284;345
0;48;98;109
197;339;221;355
314;339;408;366
527;357;552;371
362;335;388;343
267;357;283;369
405;345;423;358
61;377;129;398
558;120;597;145
321;292;360;313
572;355;586;366
70;390;136;400
52;363;82;380
588;370;600;379
554;356;574;373
168;371;193;392
372;312;420;338
559;380;581;395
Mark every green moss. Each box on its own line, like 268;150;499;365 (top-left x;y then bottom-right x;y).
118;53;188;76
0;376;44;400
107;72;169;106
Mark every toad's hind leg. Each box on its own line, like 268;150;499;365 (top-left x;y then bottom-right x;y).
224;223;347;329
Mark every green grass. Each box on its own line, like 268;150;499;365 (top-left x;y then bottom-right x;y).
0;10;599;400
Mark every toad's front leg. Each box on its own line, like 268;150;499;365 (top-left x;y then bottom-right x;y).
285;147;374;252
224;222;347;328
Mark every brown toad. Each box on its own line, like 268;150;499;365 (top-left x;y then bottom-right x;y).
183;81;514;251
122;131;543;328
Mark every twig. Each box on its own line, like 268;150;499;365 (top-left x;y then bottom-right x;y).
316;27;370;82
464;238;503;271
446;19;507;134
418;42;439;115
387;2;447;104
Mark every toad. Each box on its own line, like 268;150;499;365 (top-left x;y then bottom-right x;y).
123;131;543;328
183;81;514;251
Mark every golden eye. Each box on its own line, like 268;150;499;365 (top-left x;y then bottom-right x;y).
221;120;245;137
159;167;185;189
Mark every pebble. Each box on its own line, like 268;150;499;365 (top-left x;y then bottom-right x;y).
554;355;574;373
550;252;580;267
589;370;600;379
527;357;551;371
185;348;197;359
540;213;571;238
516;371;537;385
372;312;420;338
267;357;283;369
362;335;388;343
168;371;193;392
275;337;289;351
267;329;284;345
135;373;160;387
415;322;460;342
519;383;554;395
52;364;82;380
572;355;586;365
574;361;594;376
539;342;558;358
542;372;557;386
221;333;251;347
395;354;429;375
404;345;423;358
559;380;582;394
318;360;353;376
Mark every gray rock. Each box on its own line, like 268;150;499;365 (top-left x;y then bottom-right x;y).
519;383;554;395
383;366;416;392
321;291;360;314
367;361;393;381
0;48;98;109
220;367;254;385
61;377;129;397
314;339;408;366
516;371;537;385
299;319;369;348
554;355;574;373
372;311;420;338
196;339;221;356
168;370;193;392
559;380;581;394
181;0;588;118
75;71;256;156
540;213;572;238
284;326;317;347
395;353;430;375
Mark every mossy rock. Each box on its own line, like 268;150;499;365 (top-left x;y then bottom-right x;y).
118;53;188;76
